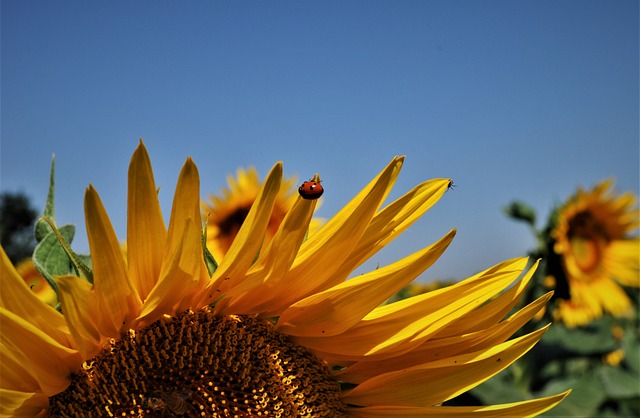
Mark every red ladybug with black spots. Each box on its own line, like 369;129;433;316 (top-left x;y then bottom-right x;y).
298;174;324;200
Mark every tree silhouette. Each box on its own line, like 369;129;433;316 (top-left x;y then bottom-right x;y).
0;192;39;264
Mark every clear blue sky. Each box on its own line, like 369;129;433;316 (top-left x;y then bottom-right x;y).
2;1;638;281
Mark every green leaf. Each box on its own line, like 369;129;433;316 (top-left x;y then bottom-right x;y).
470;369;533;404
544;319;617;355
35;155;56;242
622;325;640;373
539;375;606;417
503;200;537;227
31;155;94;292
597;365;640;398
39;217;93;283
33;224;76;292
33;218;94;291
617;397;640;417
598;407;621;418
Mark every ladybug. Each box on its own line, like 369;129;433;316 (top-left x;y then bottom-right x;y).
298;174;324;200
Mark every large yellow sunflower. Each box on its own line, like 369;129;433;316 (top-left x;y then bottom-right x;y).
551;179;640;327
202;167;322;261
1;141;569;416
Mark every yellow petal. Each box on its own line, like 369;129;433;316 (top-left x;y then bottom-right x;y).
164;157;201;264
265;157;404;314
341;326;549;407
434;259;539;338
293;258;529;361
236;174;449;318
591;275;633;316
215;195;319;315
85;186;141;335
346;390;571;417
277;230;455;337
200;162;283;303
160;157;210;312
605;238;640;287
0;246;75;348
0;389;48;417
0;340;40;393
334;178;451;281
248;192;318;282
421;291;553;361
136;219;202;326
338;292;553;383
127;140;167;300
1;308;81;396
568;279;604;320
55;275;104;359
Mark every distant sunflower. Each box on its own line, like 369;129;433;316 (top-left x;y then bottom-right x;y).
551;179;639;327
203;167;322;261
1;141;569;416
16;258;57;307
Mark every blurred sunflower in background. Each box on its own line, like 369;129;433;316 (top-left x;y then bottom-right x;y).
1;141;569;417
502;180;639;417
550;179;639;328
16;258;57;308
202;166;323;261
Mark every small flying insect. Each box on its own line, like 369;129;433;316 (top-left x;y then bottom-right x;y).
447;179;457;192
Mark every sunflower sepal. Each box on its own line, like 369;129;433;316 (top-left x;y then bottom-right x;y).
201;223;218;277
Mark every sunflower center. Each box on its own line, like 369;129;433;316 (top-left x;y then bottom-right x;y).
48;308;345;417
568;236;603;276
567;211;607;277
567;211;609;242
218;207;252;237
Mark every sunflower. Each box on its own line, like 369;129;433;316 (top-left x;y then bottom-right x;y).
15;258;58;308
551;179;639;327
1;141;569;416
202;166;322;261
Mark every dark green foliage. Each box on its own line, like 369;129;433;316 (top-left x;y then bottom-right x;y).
504;200;537;228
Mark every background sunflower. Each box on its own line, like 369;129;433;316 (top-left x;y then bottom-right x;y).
503;179;639;417
202;167;323;262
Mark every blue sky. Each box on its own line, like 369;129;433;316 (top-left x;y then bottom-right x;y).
2;1;638;281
